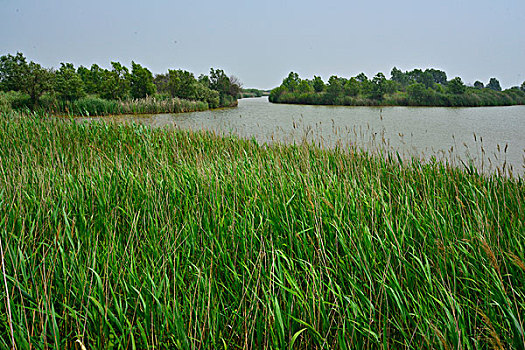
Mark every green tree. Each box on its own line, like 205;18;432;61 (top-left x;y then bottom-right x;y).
447;77;466;94
325;75;343;103
54;63;85;101
209;68;239;106
269;86;286;102
433;83;446;94
407;69;423;84
521;81;525;92
425;69;447;85
228;75;242;97
355;72;368;83
0;52;54;107
98;70;119;100
360;80;374;98
344;77;360;96
77;66;93;93
407;83;431;104
0;52;28;92
110;62;131;100
167;69;197;100
130;61;156;99
198;74;210;88
486;78;502;91
282;72;300;92
384;80;398;95
368;72;387;100
474;81;484;89
194;82;220;108
391;67;408;86
77;64;105;95
297;80;313;94
419;71;434;89
26;62;54;107
209;68;231;95
95;62;130;100
153;73;169;95
312;76;325;92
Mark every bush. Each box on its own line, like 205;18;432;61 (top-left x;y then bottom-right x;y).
0;91;32;112
219;94;237;107
0;92;10;113
31;95;210;116
269;86;286;103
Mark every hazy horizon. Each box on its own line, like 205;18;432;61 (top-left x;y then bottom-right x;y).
1;0;524;90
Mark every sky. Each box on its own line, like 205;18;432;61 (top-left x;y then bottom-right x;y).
0;0;524;90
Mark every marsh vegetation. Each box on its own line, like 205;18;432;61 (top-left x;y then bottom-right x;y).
0;111;523;348
270;69;525;107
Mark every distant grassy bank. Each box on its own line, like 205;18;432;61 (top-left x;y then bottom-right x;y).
238;88;264;98
271;88;525;107
238;88;271;99
0;112;524;349
0;92;211;116
270;70;525;107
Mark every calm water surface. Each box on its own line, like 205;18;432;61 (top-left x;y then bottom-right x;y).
79;97;525;175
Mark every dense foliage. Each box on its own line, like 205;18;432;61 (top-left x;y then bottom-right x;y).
270;68;525;107
0;52;241;115
239;88;265;98
1;112;524;349
153;68;240;108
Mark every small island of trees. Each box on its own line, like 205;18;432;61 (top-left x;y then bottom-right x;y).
270;68;525;107
0;52;241;115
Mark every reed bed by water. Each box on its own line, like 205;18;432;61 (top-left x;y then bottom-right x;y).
45;96;210;116
0;93;210;117
0;112;524;349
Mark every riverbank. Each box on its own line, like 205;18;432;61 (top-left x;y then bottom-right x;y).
1;112;523;348
0;52;241;117
0;93;240;116
270;70;525;107
270;88;525;107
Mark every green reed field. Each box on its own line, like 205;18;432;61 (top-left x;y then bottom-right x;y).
0;112;524;349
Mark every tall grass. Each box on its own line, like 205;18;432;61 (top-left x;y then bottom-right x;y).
1;94;210;116
0;91;32;113
40;96;210;116
0;112;524;349
272;89;525;107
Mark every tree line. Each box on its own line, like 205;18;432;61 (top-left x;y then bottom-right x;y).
239;88;265;98
0;52;241;114
270;68;525;107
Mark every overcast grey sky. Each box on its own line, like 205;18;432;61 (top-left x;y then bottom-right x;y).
1;0;524;89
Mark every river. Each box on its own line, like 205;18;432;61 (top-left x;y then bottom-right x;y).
78;97;525;176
